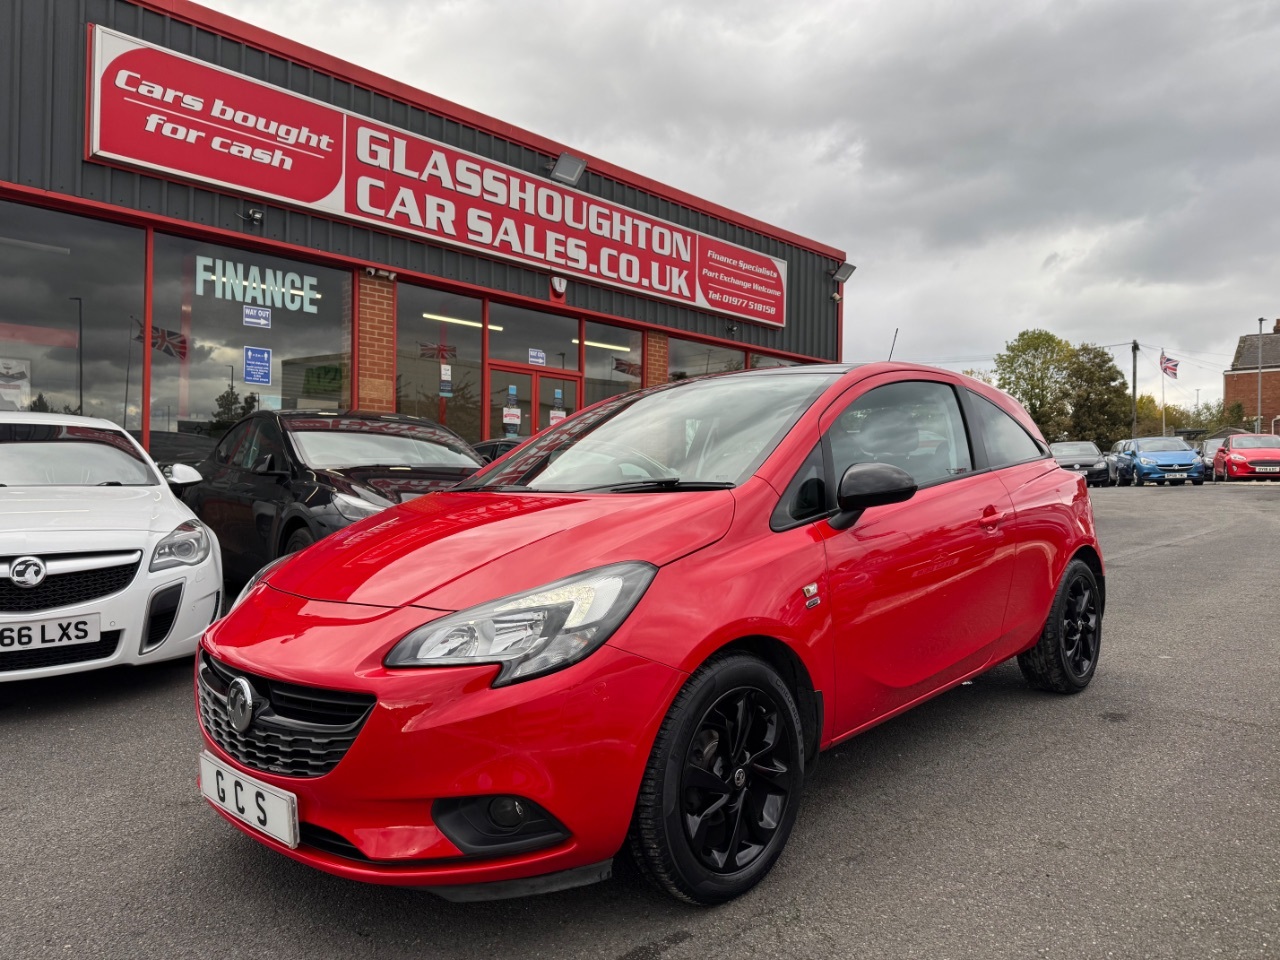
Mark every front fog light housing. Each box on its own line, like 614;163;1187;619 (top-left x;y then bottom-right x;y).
385;561;657;685
151;521;211;571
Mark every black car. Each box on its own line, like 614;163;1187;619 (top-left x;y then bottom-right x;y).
1050;440;1110;486
471;437;525;463
184;410;483;583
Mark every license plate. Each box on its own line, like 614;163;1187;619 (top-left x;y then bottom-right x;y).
1258;466;1279;473
0;613;99;653
199;751;299;848
1164;472;1186;479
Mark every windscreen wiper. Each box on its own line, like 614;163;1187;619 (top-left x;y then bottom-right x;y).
573;478;736;493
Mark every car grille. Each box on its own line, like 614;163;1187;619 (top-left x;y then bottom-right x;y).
0;630;122;672
1249;459;1280;468
0;554;141;614
197;652;376;778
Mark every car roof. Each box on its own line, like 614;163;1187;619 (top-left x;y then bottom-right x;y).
0;411;126;431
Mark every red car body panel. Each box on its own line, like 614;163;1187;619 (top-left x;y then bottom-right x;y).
196;363;1104;891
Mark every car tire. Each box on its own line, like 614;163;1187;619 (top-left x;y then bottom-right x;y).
283;527;315;555
1192;479;1204;486
1155;479;1166;486
1133;473;1144;487
1170;480;1184;486
1017;558;1101;695
629;652;804;905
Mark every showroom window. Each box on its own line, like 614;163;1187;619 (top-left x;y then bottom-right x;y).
0;200;144;430
582;321;643;407
668;337;745;380
396;285;483;444
489;302;580;370
149;235;352;462
750;354;801;369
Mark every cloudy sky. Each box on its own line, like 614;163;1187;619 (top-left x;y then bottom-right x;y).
199;0;1280;408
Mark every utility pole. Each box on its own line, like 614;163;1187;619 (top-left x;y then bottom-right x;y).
1258;318;1266;433
1131;340;1139;437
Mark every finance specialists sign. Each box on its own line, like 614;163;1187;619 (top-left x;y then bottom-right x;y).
88;26;788;327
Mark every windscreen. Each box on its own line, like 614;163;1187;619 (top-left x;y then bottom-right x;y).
287;420;481;469
0;424;158;486
1051;442;1100;457
461;372;839;492
1134;438;1191;453
1234;436;1280;449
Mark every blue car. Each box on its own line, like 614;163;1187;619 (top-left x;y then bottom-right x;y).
1118;437;1206;486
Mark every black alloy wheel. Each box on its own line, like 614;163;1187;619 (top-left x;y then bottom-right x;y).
1018;558;1102;694
680;687;795;875
629;653;804;905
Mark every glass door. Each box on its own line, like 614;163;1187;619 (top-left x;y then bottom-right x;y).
487;366;580;439
538;376;578;432
489;370;534;440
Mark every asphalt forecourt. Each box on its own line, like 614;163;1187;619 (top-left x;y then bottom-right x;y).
1;486;1276;959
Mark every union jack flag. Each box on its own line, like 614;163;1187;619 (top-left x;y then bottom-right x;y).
1160;351;1179;379
133;320;189;360
419;341;457;360
613;357;642;377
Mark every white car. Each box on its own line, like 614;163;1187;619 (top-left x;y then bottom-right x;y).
0;413;222;681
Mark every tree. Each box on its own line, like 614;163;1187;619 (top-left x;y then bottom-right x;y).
961;368;996;385
210;386;257;430
1064;344;1131;448
994;329;1074;440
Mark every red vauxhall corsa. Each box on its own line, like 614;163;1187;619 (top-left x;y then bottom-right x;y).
196;363;1105;905
1212;433;1280;481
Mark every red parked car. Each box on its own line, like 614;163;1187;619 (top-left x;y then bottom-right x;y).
196;364;1105;905
1212;433;1280;481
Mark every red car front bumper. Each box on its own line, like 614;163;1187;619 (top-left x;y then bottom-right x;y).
197;586;685;893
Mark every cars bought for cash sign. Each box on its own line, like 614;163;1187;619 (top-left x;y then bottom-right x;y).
88;26;788;327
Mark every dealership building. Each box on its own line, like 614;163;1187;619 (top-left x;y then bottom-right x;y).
0;0;849;459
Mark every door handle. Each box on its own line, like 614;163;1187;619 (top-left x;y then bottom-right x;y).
979;505;1000;532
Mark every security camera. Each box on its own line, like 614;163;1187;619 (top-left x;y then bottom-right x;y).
831;292;843;303
365;267;377;277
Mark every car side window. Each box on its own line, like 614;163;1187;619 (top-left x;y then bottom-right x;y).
252;420;287;471
828;380;973;488
771;443;828;530
213;422;251;466
969;393;1045;468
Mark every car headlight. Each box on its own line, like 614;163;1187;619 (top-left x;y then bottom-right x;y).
151;521;211;571
1139;457;1156;465
385;561;657;685
333;491;390;522
1229;453;1247;462
1093;461;1106;469
228;555;290;614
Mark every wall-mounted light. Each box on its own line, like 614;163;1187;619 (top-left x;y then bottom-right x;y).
830;262;856;283
547;152;587;187
237;207;264;225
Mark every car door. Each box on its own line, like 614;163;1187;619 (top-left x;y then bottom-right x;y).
963;389;1074;656
188;420;254;577
237;417;293;571
820;375;1018;737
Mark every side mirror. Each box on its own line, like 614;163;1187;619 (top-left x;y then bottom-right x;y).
829;462;917;531
163;463;202;489
252;454;289;478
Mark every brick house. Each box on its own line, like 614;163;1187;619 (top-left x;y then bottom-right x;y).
1224;320;1280;433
